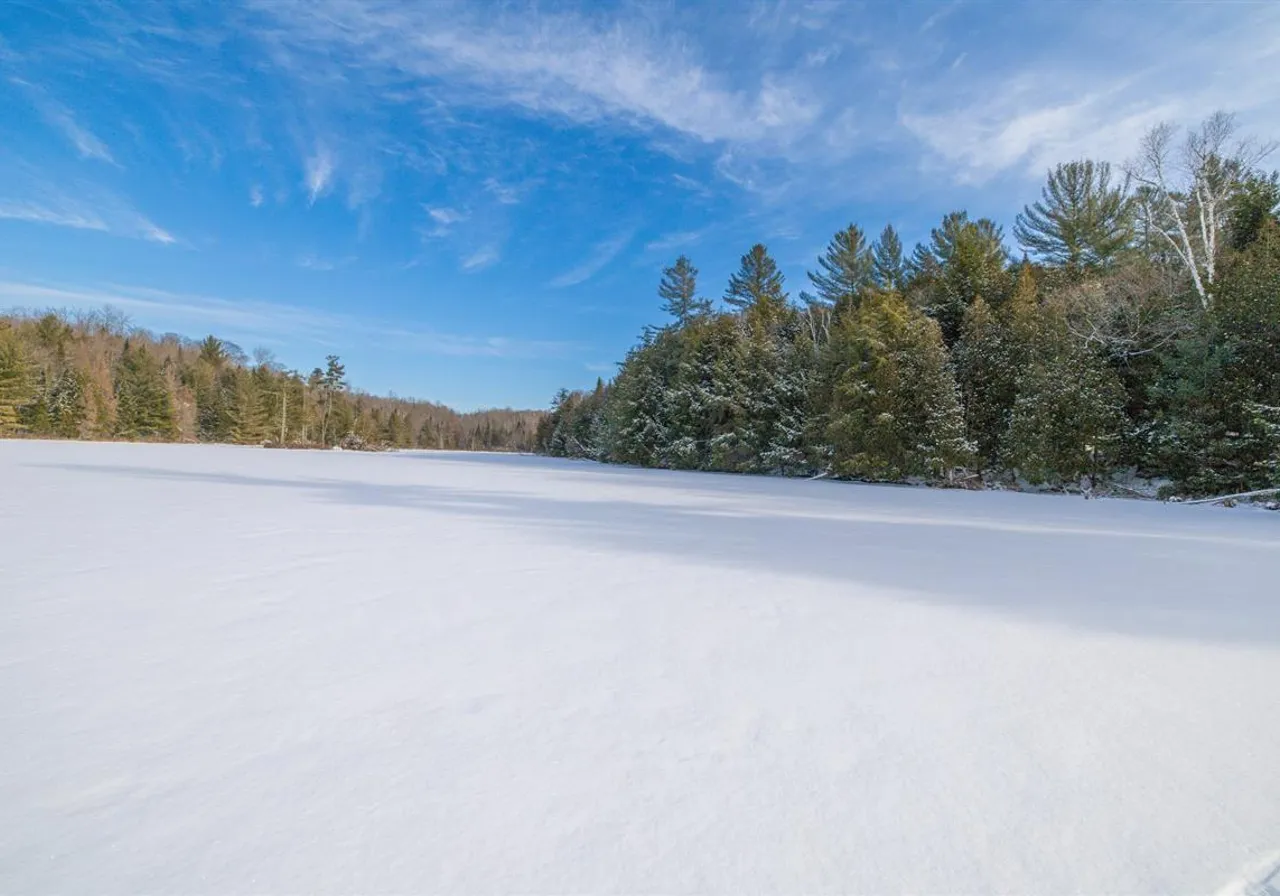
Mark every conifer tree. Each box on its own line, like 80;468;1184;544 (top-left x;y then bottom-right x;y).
724;244;788;324
953;296;1013;467
824;291;973;480
1003;305;1126;485
320;354;347;445
871;224;906;291
658;256;709;325
0;328;33;432
908;211;1009;345
801;224;873;312
113;341;176;440
1015;160;1134;273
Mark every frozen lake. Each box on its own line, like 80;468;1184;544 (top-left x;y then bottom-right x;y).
2;440;1278;893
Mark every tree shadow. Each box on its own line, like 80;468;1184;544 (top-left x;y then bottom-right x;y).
30;457;1280;648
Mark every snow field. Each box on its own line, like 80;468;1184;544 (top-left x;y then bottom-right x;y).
1;440;1279;893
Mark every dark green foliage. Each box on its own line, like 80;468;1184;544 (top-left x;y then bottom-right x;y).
908;211;1009;345
801;224;873;312
21;367;88;437
1003;311;1127;485
1149;220;1280;493
658;256;709;325
724;243;788;324
953;297;1013;467
823;291;973;481
0;328;34;432
871;225;906;292
1227;171;1280;253
1015;160;1134;273
113;341;176;440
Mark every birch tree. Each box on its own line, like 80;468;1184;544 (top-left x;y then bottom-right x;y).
1127;112;1275;309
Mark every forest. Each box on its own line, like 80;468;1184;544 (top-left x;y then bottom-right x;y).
0;308;541;452
536;112;1280;498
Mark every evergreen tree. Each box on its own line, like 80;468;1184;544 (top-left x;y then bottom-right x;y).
824;291;973;480
1150;219;1280;492
1226;171;1280;253
1014;160;1134;273
953;296;1014;467
320;354;347;445
657;256;709;325
113;341;176;440
724;244;788;324
908;211;1009;345
0;328;33;433
22;366;88;438
871;224;906;291
1004;307;1127;485
801;224;873;312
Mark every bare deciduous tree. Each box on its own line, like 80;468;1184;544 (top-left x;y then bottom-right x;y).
1127;112;1276;309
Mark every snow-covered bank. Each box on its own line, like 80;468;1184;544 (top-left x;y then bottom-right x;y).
2;440;1278;893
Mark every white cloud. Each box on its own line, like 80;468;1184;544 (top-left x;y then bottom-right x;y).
13;79;117;164
423;206;468;239
297;253;334;271
549;230;633;287
461;245;500;271
139;220;178;245
0;200;108;232
899;5;1280;183
251;1;823;148
428;207;465;225
0;188;177;245
644;230;703;253
249;184;264;207
0;279;574;359
45;105;116;163
304;144;335;203
483;178;522;205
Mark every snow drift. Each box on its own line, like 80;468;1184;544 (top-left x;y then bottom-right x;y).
1;440;1278;893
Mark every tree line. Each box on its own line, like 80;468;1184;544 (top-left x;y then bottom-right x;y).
0;309;542;452
537;112;1280;497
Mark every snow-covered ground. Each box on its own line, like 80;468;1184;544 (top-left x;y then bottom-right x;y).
2;440;1279;894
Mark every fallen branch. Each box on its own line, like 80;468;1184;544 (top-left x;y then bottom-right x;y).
1181;487;1280;506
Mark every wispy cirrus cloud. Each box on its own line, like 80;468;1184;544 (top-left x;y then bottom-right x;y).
897;3;1280;184
424;206;467;238
11;78;117;164
0;279;575;359
0;199;109;233
251;1;823;149
644;229;704;253
0;184;176;245
549;230;633;287
303;144;335;203
461;245;500;272
249;184;264;207
296;253;355;271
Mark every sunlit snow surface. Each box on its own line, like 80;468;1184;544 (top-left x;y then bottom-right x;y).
2;440;1279;894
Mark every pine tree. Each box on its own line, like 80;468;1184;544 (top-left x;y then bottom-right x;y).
801;224;873;312
953;296;1014;467
320;354;347;445
871;224;906;291
1150;218;1280;493
908;211;1009;345
724;243;788;325
0;328;34;432
823;291;973;480
1003;306;1126;485
1015;160;1134;273
113;341;176;440
658;256;709;325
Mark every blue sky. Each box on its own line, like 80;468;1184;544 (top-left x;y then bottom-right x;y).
2;0;1278;409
